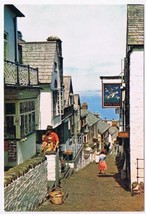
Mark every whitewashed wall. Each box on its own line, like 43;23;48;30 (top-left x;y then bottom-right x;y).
130;50;144;185
17;133;36;164
40;92;52;129
5;133;37;167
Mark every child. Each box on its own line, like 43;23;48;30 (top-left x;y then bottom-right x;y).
98;149;107;175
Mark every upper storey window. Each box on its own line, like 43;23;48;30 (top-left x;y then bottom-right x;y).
4;32;9;60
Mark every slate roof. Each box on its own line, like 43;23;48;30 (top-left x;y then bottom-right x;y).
81;109;109;134
87;111;100;127
5;5;25;17
21;41;57;84
97;120;110;135
63;76;73;107
108;126;118;135
127;4;144;45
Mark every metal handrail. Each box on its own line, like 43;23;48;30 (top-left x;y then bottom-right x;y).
4;60;39;86
136;158;144;183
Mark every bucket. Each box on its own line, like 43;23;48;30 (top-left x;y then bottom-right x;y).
49;187;64;205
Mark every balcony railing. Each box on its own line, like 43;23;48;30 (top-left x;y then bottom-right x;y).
4;60;39;86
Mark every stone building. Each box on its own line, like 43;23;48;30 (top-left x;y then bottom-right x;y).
81;103;109;150
21;36;64;130
20;36;65;158
121;4;144;190
73;94;82;144
4;5;40;168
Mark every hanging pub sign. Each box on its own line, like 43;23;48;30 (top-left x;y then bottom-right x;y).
100;76;122;108
100;76;122;109
102;83;121;108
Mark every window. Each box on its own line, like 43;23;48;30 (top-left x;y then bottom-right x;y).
53;91;57;116
4;103;16;139
18;44;22;64
4;101;36;139
4;32;9;60
20;100;36;138
5;103;15;114
53;90;62;116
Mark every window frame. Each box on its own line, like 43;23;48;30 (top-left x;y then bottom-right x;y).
4;100;36;140
4;102;16;139
20;100;36;138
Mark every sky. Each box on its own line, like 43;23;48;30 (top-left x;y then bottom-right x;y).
15;3;127;96
0;1;145;210
2;0;144;121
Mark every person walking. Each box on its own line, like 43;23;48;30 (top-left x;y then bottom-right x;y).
42;125;59;155
98;149;107;175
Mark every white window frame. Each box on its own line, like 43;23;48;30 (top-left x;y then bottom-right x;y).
20;100;36;138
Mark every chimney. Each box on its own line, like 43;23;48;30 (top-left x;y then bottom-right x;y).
82;102;88;109
47;35;62;57
94;112;100;118
47;35;63;88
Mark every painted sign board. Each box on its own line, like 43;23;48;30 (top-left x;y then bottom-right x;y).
118;131;129;138
8;140;17;162
102;83;121;108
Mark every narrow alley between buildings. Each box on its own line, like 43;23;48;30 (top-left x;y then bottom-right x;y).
36;153;144;212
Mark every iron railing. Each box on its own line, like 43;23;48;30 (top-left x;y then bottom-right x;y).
136;158;144;183
64;133;84;158
4;60;39;86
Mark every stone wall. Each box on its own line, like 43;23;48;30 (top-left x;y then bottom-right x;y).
4;150;95;211
4;155;48;211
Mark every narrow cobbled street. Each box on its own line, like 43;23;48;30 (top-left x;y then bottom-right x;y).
36;153;144;212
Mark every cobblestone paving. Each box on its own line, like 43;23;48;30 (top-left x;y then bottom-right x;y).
36;154;144;212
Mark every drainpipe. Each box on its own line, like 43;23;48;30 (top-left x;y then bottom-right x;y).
125;46;133;186
126;46;134;134
14;16;18;63
119;59;125;132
